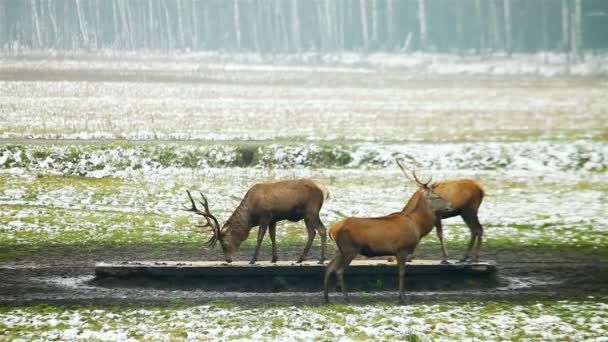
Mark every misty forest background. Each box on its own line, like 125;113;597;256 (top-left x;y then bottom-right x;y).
0;0;607;58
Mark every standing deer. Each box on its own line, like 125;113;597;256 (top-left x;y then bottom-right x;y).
323;172;452;303
396;161;485;263
185;179;330;264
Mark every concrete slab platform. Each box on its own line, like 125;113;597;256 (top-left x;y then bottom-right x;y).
95;259;496;278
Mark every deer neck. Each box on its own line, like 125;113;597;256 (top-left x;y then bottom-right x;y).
223;198;252;245
404;194;436;238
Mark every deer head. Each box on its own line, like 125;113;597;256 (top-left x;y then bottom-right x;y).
184;190;238;263
395;160;452;214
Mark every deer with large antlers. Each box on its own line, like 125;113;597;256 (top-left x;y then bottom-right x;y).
396;161;486;263
185;179;330;264
324;170;452;303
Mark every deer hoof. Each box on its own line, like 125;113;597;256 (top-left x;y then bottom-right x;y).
249;260;257;265
296;258;304;263
271;258;277;263
440;260;450;265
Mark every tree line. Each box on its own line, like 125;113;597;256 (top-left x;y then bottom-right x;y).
1;0;606;56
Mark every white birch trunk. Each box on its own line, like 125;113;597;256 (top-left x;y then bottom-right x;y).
417;0;427;50
386;0;394;46
47;0;58;44
571;0;582;60
31;0;42;48
234;0;242;49
371;0;378;43
360;0;369;49
503;0;512;54
176;0;185;48
561;0;569;52
475;0;485;54
291;0;301;52
75;0;89;47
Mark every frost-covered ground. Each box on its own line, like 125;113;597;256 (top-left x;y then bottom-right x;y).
1;299;607;341
0;150;606;248
1;69;607;142
2;50;608;76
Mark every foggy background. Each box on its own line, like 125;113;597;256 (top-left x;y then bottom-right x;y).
1;0;607;58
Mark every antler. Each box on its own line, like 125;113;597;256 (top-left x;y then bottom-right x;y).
395;160;432;188
184;190;221;248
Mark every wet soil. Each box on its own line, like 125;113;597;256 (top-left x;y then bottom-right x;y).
1;243;607;306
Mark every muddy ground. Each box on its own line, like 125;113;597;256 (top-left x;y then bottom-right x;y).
1;243;606;306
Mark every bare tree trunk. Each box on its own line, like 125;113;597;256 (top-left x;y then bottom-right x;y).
111;0;119;47
561;0;570;53
475;0;485;54
124;0;135;49
176;0;185;48
233;0;241;49
316;0;326;51
94;0;101;48
278;0;288;51
456;0;464;54
0;1;6;47
160;0;174;50
251;0;260;52
291;0;301;52
417;0;427;50
386;0;394;49
541;0;548;62
327;0;336;50
75;0;89;47
31;0;42;48
371;0;378;44
489;0;500;52
46;0;58;48
570;0;582;61
503;0;512;55
360;0;369;50
190;1;198;49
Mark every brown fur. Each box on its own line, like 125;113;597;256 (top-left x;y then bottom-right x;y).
324;187;451;303
410;179;485;262
188;179;329;264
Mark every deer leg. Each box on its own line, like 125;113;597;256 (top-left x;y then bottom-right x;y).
324;255;340;303
435;218;450;264
336;252;356;303
250;223;268;264
471;214;483;261
406;244;419;262
269;222;278;263
310;215;328;264
297;219;317;263
461;211;482;262
396;251;408;304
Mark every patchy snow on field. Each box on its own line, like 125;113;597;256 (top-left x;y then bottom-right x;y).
2;50;608;76
0;140;606;177
0;154;606;247
1;299;606;341
1;73;606;142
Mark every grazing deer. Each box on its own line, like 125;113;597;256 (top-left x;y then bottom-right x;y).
396;161;485;263
185;179;330;264
323;172;452;303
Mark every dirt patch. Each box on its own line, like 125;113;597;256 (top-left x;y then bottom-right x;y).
1;243;607;306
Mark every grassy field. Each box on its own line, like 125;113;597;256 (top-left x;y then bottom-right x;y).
1;298;607;341
1;56;607;340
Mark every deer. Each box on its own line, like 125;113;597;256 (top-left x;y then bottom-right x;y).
395;161;485;263
184;179;330;264
323;171;452;304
